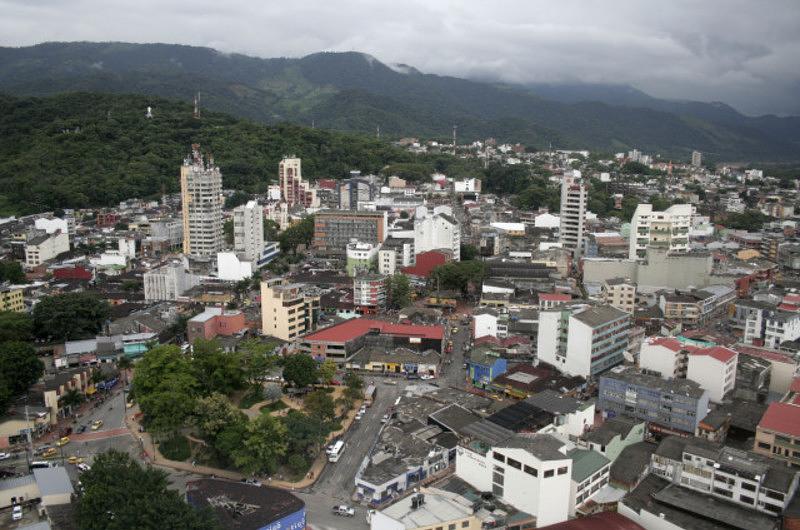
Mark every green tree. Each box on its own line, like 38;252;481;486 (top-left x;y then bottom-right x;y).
191;339;245;395
282;354;318;388
278;215;314;254
304;390;336;422
287;454;308;476
0;311;33;342
223;219;234;246
60;388;84;411
239;339;278;387
0;261;25;283
213;420;248;466
431;261;487;294
387;274;411;309
76;450;217;530
32;292;110;341
225;190;250;209
133;345;199;434
233;414;288;475
460;244;479;261
194;392;247;440
318;359;337;385
283;410;328;458
0;341;44;397
263;219;280;242
344;372;364;401
621;161;650;175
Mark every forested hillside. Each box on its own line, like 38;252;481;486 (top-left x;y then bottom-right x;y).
0;92;414;214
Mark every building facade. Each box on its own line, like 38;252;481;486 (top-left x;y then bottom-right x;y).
353;274;387;313
180;144;224;257
346;241;378;276
143;261;199;301
558;171;588;257
414;208;461;261
25;230;69;267
0;286;24;312
260;278;320;341
279;157;317;208
601;278;636;314
313;210;388;256
629;203;691;260
233;200;264;263
378;238;415;276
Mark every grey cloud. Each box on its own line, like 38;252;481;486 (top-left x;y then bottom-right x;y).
0;0;798;115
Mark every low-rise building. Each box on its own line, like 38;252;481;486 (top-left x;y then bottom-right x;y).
143;261;199;301
582;416;646;463
601;277;636;314
0;285;24;312
24;230;69;267
754;401;800;467
370;488;480;530
353;274;387;314
186;307;247;343
260;278;320;341
378;238;415;276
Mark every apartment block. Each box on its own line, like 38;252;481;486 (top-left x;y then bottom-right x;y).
377;237;415;275
629;203;691;260
754;396;800;467
180;144;223;257
143;261;200;301
598;367;710;436
353;274;387;313
0;286;24;312
558;171;588;257
414;207;460;261
313;210;387;256
601;277;636;313
658;285;736;325
537;304;631;378
279;157;317;208
336;177;374;210
233;200;264;263
345;241;378;276
260;278;320;341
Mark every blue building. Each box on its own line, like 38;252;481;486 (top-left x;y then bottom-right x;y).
466;348;508;388
598;367;709;436
186;479;306;530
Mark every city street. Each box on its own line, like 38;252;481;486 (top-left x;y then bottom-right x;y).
441;318;471;389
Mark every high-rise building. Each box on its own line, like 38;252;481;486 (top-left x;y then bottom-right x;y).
558;171;588;257
337;178;374;210
260;278;320;341
378;238;415;275
537;304;630;378
629;203;691;260
353;274;387;313
691;150;703;168
279;157;317;208
180;144;223;257
413;206;461;261
313;210;387;256
233;200;264;263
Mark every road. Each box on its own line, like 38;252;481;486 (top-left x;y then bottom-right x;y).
441;318;472;389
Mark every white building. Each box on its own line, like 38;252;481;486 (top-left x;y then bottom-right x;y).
370;488;479;530
639;337;689;379
473;308;499;339
764;311;800;349
558;171;588;257
233;200;264;263
601;278;636;314
118;237;137;259
691;150;703;168
143;261;199;301
180;145;224;257
534;213;560;229
24;230;69;267
216;251;254;282
537;304;630;378
456;434;572;527
454;178;481;194
34;217;69;236
414;206;461;261
378;238;415;276
629;203;692;260
687;347;737;403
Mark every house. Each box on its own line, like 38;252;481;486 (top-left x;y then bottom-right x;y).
582;416;646;462
473;307;499;339
754;401;800;467
686;346;738;403
465;349;507;388
186;307;247;343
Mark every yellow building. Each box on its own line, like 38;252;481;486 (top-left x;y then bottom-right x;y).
0;286;24;312
260;278;320;341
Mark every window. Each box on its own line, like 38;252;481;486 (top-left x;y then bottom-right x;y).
544;469;554;478
507;458;521;470
524;465;537;477
741;482;756;492
449;526;456;530
462;522;469;528
713;487;733;498
558;467;568;475
765;490;785;502
757;441;771;450
492;484;503;497
493;472;504;485
493;452;506;463
740;495;755;505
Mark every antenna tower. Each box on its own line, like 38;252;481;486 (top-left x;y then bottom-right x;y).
193;93;201;119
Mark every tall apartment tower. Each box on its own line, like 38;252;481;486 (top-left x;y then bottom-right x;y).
691;150;703;168
629;203;692;260
180;144;223;257
558;171;588;257
233;200;264;263
279;157;317;207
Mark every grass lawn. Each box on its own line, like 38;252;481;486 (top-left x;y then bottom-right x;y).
159;434;191;461
260;400;289;414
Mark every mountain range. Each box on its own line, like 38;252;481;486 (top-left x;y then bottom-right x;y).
0;41;798;161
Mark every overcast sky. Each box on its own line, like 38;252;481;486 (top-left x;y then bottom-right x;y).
1;0;798;116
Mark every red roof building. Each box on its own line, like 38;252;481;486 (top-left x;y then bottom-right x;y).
755;402;800;465
690;345;737;363
538;512;642;529
401;250;449;278
539;292;572;309
296;318;444;362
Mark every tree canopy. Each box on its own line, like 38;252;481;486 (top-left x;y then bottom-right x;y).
0;341;44;413
282;354;318;388
133;345;199;434
32;292;110;341
76;450;217;530
0;311;33;342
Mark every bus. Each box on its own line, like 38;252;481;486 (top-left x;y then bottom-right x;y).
328;440;345;462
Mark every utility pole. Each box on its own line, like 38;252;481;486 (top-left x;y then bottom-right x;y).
24;402;33;467
376;125;380;139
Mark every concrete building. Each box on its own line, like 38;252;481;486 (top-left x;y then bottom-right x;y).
378;238;415;275
686;346;738;403
629;203;692;260
559;171;588;257
337;177;374;210
260;278;320;341
583;247;713;290
186;307;247;344
414;207;461;261
537;304;631;378
599;367;710;436
659;285;736;326
216;251;253;282
0;286;24;312
473;308;499;339
691;150;703;168
370;488;480;530
313;210;388;256
24;230;69;267
180;144;223;257
456;434;572;527
233;200;264;263
143;261;199;301
601;278;636;313
764;310;800;349
346;241;378;276
34;217;69;236
583;416;646;463
353;274;387;313
279;157;317;208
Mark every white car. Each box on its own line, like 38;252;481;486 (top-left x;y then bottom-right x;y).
420;374;435;380
12;505;22;521
332;505;355;517
359;405;367;414
0;452;11;460
77;463;91;472
354;413;363;421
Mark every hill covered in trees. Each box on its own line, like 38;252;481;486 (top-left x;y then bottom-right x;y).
0;92;415;214
1;42;799;162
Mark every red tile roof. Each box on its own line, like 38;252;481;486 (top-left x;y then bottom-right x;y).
539;512;643;530
733;345;795;363
401;251;448;277
539;293;572;302
302;318;443;343
646;337;697;353
690;345;737;363
759;402;800;438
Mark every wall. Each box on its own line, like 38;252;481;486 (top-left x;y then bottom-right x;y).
565;317;593;378
687;355;735;403
639;343;680;378
260;507;306;530
473;314;497;339
370;511;405;530
0;480;39;509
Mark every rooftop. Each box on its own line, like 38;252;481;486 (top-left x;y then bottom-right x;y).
653;483;778;530
689;345;738;363
758;401;800;438
33;467;73;497
568;448;610;483
381;488;473;529
301;318;443;343
572;305;628;328
610;442;656;487
525;389;589;414
602;367;707;399
584;416;641;446
537;512;643;530
497;433;569;461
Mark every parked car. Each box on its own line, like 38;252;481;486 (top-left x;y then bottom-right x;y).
420;374;435;380
0;452;10;460
56;437;70;447
241;478;262;487
68;456;84;465
77;425;87;433
42;448;58;459
77;463;91;472
91;420;104;431
332;505;355;517
12;505;22;521
354;412;363;421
